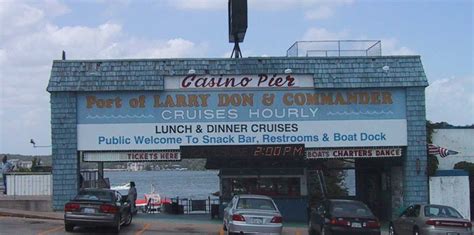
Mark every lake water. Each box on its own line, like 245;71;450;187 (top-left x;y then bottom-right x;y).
105;170;356;199
105;170;220;199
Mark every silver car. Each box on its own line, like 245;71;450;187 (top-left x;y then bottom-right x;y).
390;204;472;235
223;194;283;235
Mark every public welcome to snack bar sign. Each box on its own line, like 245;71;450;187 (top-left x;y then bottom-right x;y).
77;74;407;151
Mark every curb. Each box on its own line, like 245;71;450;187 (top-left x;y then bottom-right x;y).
0;210;63;221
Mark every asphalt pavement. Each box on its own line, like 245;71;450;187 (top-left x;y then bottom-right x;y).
0;208;390;234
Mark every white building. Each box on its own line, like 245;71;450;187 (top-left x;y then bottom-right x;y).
430;127;473;220
126;162;145;171
432;128;474;170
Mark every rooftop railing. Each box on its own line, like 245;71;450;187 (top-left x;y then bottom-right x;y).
287;40;382;57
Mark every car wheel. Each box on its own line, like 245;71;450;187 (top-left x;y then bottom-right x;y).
321;225;327;235
111;217;121;233
65;224;74;232
389;223;397;235
413;227;420;235
123;212;132;226
308;221;317;235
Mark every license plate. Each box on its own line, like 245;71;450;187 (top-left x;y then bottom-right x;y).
447;233;459;235
351;222;362;228
251;218;263;224
84;208;95;213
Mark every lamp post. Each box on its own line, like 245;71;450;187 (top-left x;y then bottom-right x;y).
30;139;51;148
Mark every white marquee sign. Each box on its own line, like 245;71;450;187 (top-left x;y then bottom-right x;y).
306;147;403;159
164;74;314;89
83;151;181;162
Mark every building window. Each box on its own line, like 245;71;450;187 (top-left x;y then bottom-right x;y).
222;177;301;198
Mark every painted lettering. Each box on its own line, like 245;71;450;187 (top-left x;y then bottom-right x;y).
86;96;122;108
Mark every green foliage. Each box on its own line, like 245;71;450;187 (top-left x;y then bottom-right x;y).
426;120;439;176
308;159;349;204
454;161;474;175
31;157;38;168
16;167;31;172
427;155;439;176
324;160;349;197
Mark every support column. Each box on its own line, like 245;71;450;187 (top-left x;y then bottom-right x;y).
402;87;429;208
51;92;78;211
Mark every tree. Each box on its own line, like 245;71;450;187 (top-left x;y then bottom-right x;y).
454;161;474;175
426;121;439;176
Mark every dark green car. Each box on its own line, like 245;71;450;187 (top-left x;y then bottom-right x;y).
309;199;381;235
64;188;133;233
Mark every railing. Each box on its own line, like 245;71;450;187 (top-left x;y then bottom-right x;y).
162;196;220;217
287;40;382;57
80;170;110;189
5;172;52;196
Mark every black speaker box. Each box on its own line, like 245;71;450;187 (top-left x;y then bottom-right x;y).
229;0;247;42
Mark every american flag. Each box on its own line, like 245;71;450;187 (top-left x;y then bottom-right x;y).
428;144;459;158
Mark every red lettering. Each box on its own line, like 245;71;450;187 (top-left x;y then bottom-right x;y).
181;75;253;88
258;74;297;87
181;75;195;88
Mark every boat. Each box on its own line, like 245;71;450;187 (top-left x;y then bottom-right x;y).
111;183;171;213
111;183;130;191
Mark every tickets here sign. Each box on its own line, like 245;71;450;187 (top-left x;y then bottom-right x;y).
83;151;181;162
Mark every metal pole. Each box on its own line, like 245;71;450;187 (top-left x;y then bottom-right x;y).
98;162;104;188
338;41;341;57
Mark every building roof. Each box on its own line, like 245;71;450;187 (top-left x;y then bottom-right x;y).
47;56;428;92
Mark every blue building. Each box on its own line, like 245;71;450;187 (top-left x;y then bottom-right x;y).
47;41;429;222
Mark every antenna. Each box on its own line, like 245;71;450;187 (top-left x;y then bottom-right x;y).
228;0;247;58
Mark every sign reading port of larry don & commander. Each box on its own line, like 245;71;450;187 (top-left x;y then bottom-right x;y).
180;144;305;159
76;85;408;151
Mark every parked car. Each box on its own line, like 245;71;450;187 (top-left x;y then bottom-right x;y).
64;188;133;233
389;204;472;235
223;194;283;235
308;199;381;235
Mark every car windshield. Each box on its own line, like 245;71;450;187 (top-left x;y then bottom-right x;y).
74;190;114;202
330;201;374;217
424;205;463;219
236;198;276;210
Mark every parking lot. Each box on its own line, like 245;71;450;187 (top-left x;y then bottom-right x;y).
0;216;309;235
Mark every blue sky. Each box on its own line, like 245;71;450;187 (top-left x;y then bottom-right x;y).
0;0;473;155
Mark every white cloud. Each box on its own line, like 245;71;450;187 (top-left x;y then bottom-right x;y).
0;1;208;155
168;0;226;10
302;27;349;40
169;0;352;20
42;0;71;17
0;2;45;37
382;38;415;55
301;28;415;56
305;6;334;20
426;76;474;126
250;0;353;11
